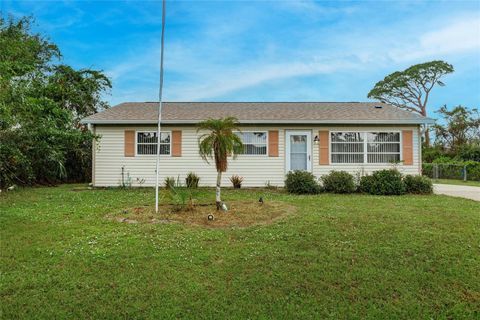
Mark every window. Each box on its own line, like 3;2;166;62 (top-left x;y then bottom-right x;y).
331;132;364;163
331;131;401;164
367;132;400;163
235;131;267;155
137;131;170;155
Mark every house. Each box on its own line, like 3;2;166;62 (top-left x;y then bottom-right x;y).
80;102;434;187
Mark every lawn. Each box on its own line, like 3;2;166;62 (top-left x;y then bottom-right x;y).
432;179;480;187
1;185;479;319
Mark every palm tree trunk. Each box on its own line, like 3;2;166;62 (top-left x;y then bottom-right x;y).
216;171;222;210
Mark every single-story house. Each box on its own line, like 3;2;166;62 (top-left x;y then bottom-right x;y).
80;102;434;187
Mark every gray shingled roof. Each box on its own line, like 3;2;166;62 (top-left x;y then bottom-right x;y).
81;102;433;124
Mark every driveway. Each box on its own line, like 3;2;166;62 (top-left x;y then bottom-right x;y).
433;184;480;201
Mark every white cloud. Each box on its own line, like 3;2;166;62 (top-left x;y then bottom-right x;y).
102;7;480;102
391;15;480;62
165;60;358;101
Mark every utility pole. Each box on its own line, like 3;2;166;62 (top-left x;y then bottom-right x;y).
155;0;166;213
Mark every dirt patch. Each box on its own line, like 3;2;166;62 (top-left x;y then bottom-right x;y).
107;200;297;228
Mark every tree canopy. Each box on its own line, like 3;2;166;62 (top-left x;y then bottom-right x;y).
0;16;111;188
368;61;454;145
433;106;480;150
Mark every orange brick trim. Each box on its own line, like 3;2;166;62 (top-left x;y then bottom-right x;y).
172;130;182;157
124;130;135;157
268;131;279;157
319;130;329;165
402;130;413;165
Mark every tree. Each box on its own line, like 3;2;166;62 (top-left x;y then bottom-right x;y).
45;65;111;123
197;117;244;210
0;16;111;188
433;105;480;150
368;61;454;146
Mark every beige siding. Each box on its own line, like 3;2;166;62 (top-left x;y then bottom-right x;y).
93;124;421;187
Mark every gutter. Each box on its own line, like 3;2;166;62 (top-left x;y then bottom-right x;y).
80;118;435;125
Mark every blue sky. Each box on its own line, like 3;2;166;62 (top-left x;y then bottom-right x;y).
4;0;480;115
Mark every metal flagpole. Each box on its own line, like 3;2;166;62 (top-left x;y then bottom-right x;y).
155;0;166;213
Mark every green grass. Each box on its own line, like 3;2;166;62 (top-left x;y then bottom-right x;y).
1;185;479;319
432;179;480;187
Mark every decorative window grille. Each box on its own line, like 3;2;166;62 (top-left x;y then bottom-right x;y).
366;132;401;163
235;132;267;155
331;132;364;163
137;132;170;155
331;131;401;164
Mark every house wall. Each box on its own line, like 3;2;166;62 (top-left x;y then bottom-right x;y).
92;124;421;187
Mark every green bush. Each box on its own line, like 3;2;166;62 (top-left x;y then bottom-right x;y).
285;171;321;194
185;172;200;188
321;171;356;193
360;169;406;195
403;175;433;194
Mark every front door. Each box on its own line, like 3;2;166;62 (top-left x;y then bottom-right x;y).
286;131;312;172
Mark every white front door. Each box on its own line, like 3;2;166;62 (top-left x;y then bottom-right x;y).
286;131;312;172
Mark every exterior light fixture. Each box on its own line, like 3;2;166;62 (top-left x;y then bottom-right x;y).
314;135;319;144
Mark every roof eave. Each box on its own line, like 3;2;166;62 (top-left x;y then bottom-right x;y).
80;118;435;125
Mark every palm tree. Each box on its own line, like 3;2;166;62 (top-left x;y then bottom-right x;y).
197;117;244;210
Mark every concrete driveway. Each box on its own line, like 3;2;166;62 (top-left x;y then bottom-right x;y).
433;184;480;201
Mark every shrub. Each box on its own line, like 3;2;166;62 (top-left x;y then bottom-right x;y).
403;175;433;194
164;176;175;189
359;169;405;195
185;172;200;188
230;175;244;189
285;171;321;194
321;171;356;194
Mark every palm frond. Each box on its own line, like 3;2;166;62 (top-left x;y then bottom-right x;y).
196;117;244;172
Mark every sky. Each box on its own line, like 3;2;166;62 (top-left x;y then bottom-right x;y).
3;0;480;116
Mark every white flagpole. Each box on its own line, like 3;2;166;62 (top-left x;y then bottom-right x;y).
155;0;166;213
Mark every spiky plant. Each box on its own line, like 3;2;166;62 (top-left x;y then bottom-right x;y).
197;117;243;210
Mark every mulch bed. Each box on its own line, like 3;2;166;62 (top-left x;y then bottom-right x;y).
107;200;297;228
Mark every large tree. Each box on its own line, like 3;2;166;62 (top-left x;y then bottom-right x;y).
0;16;111;187
197;117;244;210
368;60;454;146
433;105;480;151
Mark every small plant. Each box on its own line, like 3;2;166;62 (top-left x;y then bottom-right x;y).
321;171;356;194
120;166;132;188
136;177;146;186
285;171;321;194
164;176;175;190
360;169;405;195
230;175;244;189
167;176;197;211
403;175;433;194
169;186;189;212
265;181;277;190
185;172;200;188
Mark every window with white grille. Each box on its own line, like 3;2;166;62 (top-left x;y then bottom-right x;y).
331;131;401;164
137;132;170;155
235;132;267;155
331;132;364;163
367;132;400;163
